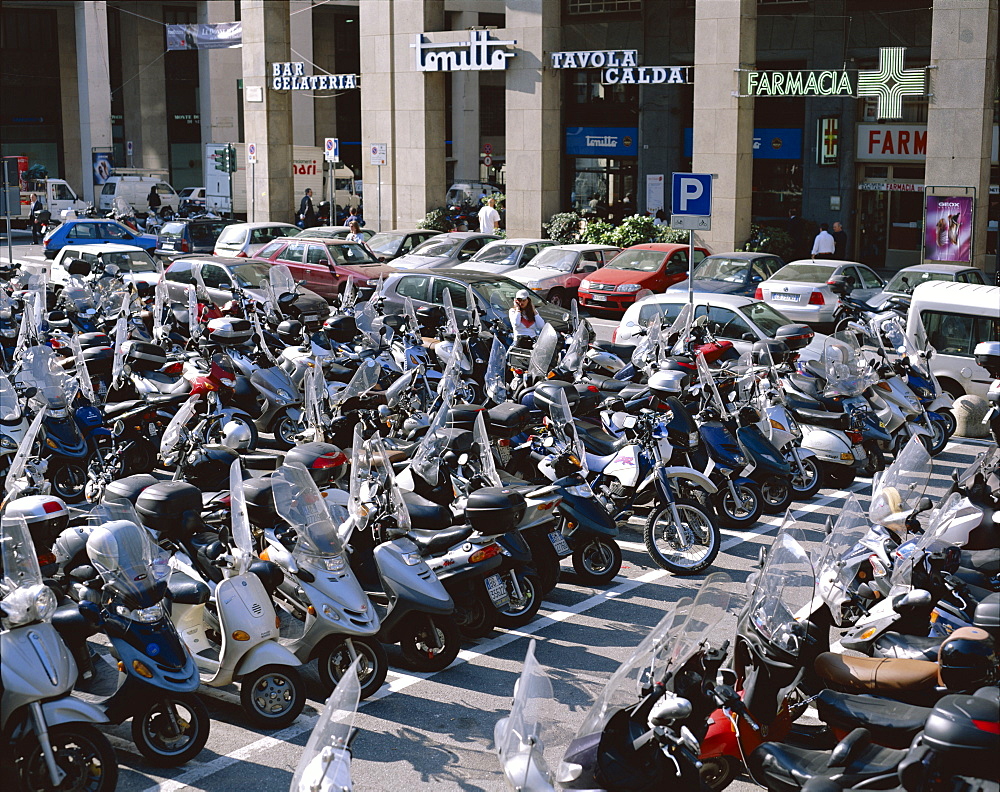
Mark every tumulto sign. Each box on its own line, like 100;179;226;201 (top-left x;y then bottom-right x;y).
413;30;516;71
739;47;927;121
270;62;358;91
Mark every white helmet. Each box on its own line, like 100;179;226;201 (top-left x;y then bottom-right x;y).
220;420;252;451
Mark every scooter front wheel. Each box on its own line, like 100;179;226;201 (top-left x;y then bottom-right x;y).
318;636;389;700
643;498;720;575
496;572;542;629
15;723;119;792
711;481;762;529
397;614;461;673
699;755;741;792
48;458;88;503
789;455;823;500
240;664;306;729
571;538;622;585
759;476;793;515
131;693;210;767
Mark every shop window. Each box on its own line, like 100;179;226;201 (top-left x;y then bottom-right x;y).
480;85;505;138
565;0;641;14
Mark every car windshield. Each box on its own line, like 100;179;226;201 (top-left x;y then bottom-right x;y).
230;262;273;288
367;233;407;256
884;269;955;295
98;250;158;273
526;248;579;272
605;250;665;272
179;188;196;198
472;244;519;265
327;243;379;265
189;222;232;247
216;226;247;245
693;257;749;282
409;238;462;258
771;263;836;283
738;301;793;336
477;278;546;309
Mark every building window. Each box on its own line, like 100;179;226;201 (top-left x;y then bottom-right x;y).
565;0;641;15
480;85;505;138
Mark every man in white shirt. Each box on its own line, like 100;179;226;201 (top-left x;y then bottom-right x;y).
811;223;837;259
478;198;501;234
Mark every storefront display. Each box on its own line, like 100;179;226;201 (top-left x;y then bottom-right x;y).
925;195;973;263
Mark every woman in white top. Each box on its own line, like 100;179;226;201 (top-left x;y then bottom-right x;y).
344;221;365;243
509;289;546;342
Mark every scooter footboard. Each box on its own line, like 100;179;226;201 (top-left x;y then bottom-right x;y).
233;640;302;680
41;696;110;727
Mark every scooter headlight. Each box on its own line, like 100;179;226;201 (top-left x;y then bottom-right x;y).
116;603;164;623
32;586;57;622
322;554;346;572
276;388;293;401
0;433;17;450
565;484;593;498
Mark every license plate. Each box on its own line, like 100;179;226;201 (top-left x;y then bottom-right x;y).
548;531;571;556
770;293;799;302
485;573;510;609
593;294;608;302
149;423;157;436
302;314;318;323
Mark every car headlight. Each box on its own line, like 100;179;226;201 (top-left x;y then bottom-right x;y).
580;280;591;289
523;281;544;290
617;283;642;292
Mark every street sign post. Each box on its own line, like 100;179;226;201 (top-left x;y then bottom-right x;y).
671;172;714;306
371;144;387;231
324;138;338;224
247;143;257;220
126;140;133;167
324;138;339;162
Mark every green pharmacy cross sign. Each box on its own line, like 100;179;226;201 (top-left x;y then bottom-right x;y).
739;47;927;121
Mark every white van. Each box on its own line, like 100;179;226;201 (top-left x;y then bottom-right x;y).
98;173;179;214
907;280;1000;399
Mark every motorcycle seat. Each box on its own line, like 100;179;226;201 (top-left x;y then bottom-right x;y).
873;632;942;662
401;490;454;530
815;690;930;749
103;398;145;417
749;728;907;792
51;600;98;648
165;571;211;606
584;376;630;393
407;525;474;555
575;422;629;457
592;341;636;361
963;547;1000;575
814;652;939;695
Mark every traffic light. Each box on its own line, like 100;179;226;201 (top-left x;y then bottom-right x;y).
225;144;237;174
213;148;228;173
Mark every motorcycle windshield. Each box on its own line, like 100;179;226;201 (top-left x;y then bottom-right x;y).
355;299;385;349
410;394;452;488
330;358;381;409
111;313;127;387
153;278;169;336
340;277;356;312
562;321;589;380
1;514;44;595
868;435;932;531
229;459;254;573
474;412;502;487
160;393;201;464
547;388;588;476
4;407;46;498
889;491;964;592
659;575;743;675
348;423;368;527
695;349;727;414
442;288;461;339
402;296;420;336
69;335;96;404
527;324;560;380
815;495;871;626
62;286;98;315
823;333;868;397
272;462;349;561
0;371;22;422
630;321;659;367
485;336;509;404
883;318;931;379
663;303;695;361
747;517;815;656
369;435;411;535
385;368;418;410
16;346;69;410
303;364;325;437
86;502;168;607
269;263;296;299
290;657;361;792
497;639;557;789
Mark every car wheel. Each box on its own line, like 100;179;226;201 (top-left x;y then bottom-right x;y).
547;289;567;308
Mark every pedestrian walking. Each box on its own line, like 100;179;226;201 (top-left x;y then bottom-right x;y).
811;223;837;259
478;197;500;234
147;186;161;213
29;193;45;244
298;188;317;228
832;221;848;259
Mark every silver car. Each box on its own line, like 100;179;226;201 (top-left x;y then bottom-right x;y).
391;232;498;270
454;238;556;275
213;222;299;258
758;259;884;326
868;263;986;308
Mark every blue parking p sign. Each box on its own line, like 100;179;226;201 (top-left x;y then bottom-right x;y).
671;173;712;216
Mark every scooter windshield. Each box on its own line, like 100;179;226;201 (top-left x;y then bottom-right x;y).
695;349;728;415
410;395;452;488
527;323;560;381
0;514;44;596
86;502;169;608
496;639;557;790
474;411;502;487
4;407;46;499
815;495;872;626
69;335;97;405
485;336;508;404
160;393;201;465
547;388;587;477
889;491;964;592
355;299;387;349
664;303;695;360
272;462;349;560
16;345;69;411
630;321;659;368
868;435;932;532
0;371;21;422
747;519;815;656
62;285;98;316
268;263;296;306
291;656;361;792
329;357;381;410
561;321;589;380
883;318;931;379
823;333;868;397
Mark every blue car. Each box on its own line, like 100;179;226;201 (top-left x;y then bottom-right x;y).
666;252;785;297
43;219;158;260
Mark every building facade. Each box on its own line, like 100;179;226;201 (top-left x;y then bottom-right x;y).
1;0;997;274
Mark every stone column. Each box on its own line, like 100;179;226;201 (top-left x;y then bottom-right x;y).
242;0;294;223
451;10;481;185
57;7;82;195
75;1;113;203
925;0;998;274
199;0;241;150
691;0;756;252
504;0;561;238
120;9;169;171
360;0;446;230
312;9;337;150
290;0;316;146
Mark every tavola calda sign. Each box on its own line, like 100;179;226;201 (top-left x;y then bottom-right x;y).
549;49;692;86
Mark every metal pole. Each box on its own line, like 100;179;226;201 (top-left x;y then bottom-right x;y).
228;144;234;221
3;160;12;264
251;160;255;222
377;164;382;232
328;159;334;226
687;228;694;308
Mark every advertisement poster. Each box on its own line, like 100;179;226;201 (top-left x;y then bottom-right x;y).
166;23;242;51
92;152;113;186
645;174;664;214
924;195;973;263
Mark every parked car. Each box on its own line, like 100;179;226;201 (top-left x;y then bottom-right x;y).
156;218;236;260
50;243;162;288
213;221;299;258
445;182;503;208
757;259;884;327
507;244;620;307
612;292;829;360
365;229;443;262
42;218;158;259
292;225;376;243
391;232;499;270
666;251;784;297
455;238;556;275
177;187;207;211
577;243;710;312
380;270;572;333
98;175;179;214
162;255;329;317
252;236;395;302
868;262;986;308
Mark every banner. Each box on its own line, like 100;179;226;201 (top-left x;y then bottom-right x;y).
924;195;973;263
92;152;112;185
565;127;638;157
166;22;242;51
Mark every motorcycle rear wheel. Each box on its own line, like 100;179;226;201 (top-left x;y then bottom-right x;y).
454;591;497;639
16;723;118;792
643;498;720;575
571;538;622;585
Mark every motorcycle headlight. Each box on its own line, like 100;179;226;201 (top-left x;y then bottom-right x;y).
322;554;346;572
117;603;163;623
565;483;593;498
616;283;642;293
0;433;17;450
276;388;292;401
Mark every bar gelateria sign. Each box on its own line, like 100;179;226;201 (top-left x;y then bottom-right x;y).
270;62;358;91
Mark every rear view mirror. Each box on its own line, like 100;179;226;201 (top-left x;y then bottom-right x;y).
318;259;330;267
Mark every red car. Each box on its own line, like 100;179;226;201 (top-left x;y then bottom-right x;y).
577;243;710;311
253;236;396;302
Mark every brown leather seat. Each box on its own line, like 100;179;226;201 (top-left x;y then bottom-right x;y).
368;448;410;466
814;652;939;694
421;337;441;350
